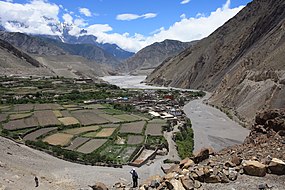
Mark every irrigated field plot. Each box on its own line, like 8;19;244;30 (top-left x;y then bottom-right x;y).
114;114;140;122
53;110;62;118
76;139;107;154
23;127;58;141
148;119;167;124
145;123;163;136
58;117;79;126
64;137;90;151
127;135;144;145
98;114;123;123
13;104;33;112
9;112;32;120
117;146;137;163
61;110;72;117
83;104;106;109
34;110;60;126
63;125;100;135
84;128;116;138
34;103;63;110
72;110;109;125
43;133;73;146
119;121;146;134
3;116;38;130
0;113;7;122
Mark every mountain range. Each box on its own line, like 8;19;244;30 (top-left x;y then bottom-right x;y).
120;39;196;75
146;0;285;125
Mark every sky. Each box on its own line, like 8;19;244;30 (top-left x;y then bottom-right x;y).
0;0;252;52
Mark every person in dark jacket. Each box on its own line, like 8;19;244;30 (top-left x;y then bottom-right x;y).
34;176;39;187
130;168;138;188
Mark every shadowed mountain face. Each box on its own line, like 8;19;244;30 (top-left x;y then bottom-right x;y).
120;39;195;75
0;38;55;77
146;0;285;125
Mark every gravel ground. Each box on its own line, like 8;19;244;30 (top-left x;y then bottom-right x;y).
0;137;164;190
183;93;250;152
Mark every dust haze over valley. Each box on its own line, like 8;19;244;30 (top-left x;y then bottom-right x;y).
0;0;285;189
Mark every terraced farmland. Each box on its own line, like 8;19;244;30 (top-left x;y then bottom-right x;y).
43;133;73;146
120;121;146;134
0;102;168;165
145;123;164;136
58;117;80;126
76;139;108;154
63;126;100;135
64;137;90;151
23;127;58;141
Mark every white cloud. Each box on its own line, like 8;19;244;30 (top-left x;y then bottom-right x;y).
116;13;157;21
181;0;190;5
142;13;157;19
62;13;73;24
0;0;60;35
79;8;92;17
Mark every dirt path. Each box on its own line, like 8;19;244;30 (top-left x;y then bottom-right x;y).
183;93;250;152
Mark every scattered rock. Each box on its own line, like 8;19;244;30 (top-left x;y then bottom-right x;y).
181;176;194;190
268;158;285;175
243;160;266;177
169;179;185;190
231;156;242;166
89;182;108;190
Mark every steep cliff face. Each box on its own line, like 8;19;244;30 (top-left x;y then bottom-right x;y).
146;0;285;125
121;39;194;75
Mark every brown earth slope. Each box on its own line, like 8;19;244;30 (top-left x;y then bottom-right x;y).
0;39;54;77
120;39;195;75
146;0;285;125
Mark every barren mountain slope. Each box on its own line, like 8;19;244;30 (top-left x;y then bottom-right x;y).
121;39;194;75
0;39;54;77
146;0;285;125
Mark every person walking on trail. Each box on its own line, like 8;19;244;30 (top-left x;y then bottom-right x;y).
34;176;39;187
130;168;138;188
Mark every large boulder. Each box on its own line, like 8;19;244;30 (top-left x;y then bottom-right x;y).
179;158;194;169
268;158;285;175
192;147;213;163
243;161;266;177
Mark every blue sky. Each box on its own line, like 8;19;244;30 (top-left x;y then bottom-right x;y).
0;0;252;52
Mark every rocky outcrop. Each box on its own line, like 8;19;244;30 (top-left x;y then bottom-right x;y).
146;0;285;125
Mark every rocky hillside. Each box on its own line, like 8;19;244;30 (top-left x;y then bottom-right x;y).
146;0;285;125
121;39;195;75
0;31;66;56
93;109;285;190
0;38;54;77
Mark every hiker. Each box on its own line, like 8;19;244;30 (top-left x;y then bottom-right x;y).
34;176;39;187
130;168;138;188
